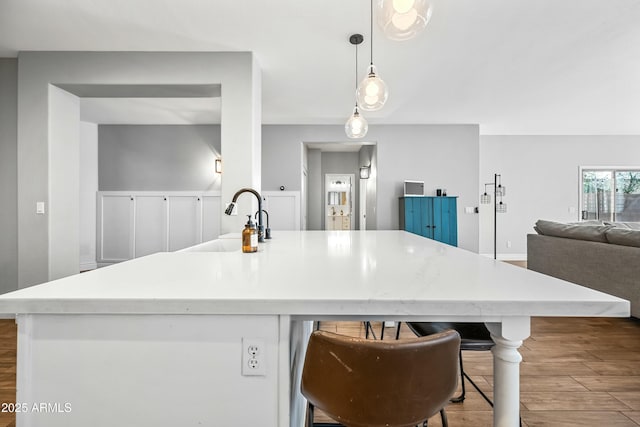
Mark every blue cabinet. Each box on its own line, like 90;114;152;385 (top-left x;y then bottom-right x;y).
399;197;458;246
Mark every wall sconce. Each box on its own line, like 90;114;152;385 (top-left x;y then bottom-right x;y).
360;165;371;179
215;159;222;174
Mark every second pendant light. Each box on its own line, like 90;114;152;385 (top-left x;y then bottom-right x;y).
345;34;368;139
358;0;388;111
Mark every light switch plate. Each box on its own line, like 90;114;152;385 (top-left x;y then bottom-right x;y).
36;202;45;215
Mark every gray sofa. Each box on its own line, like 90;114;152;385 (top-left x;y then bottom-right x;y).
527;219;640;318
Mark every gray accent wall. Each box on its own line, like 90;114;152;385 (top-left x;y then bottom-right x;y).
262;124;480;252
0;59;18;294
99;125;221;191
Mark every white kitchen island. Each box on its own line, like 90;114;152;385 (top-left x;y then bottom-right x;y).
0;231;629;427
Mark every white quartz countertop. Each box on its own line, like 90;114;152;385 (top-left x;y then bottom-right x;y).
0;231;630;318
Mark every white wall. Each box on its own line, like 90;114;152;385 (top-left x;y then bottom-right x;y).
262;125;480;252
49;86;80;281
99;125;221;191
0;59;17;294
79;122;98;271
479;135;640;257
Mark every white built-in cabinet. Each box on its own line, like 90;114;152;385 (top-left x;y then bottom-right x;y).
97;191;221;265
261;191;301;231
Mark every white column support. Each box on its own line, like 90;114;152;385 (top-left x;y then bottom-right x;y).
219;54;262;235
485;316;530;427
278;315;291;427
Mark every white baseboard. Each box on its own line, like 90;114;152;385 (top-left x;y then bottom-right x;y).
97;262;117;269
80;261;98;271
480;253;527;261
0;313;16;320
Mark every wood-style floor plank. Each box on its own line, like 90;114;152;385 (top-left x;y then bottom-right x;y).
0;320;15;427
520;411;639;427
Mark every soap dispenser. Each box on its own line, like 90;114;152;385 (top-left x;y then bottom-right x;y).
242;215;258;253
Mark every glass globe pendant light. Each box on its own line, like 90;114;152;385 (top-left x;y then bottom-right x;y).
357;64;388;111
378;0;433;41
346;34;368;139
345;106;368;139
357;0;388;111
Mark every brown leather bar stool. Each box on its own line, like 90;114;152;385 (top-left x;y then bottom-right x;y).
301;329;461;427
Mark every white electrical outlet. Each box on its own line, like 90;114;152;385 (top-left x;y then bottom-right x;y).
506;240;512;248
242;338;266;376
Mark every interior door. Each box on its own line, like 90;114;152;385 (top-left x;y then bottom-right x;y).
359;179;367;230
302;169;308;230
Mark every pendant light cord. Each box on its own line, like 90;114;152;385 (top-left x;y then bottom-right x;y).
355;41;359;107
370;0;374;66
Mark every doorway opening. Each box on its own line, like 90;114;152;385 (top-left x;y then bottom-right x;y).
325;174;354;230
302;142;377;231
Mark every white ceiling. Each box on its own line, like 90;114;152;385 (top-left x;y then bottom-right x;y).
307;142;374;152
80;98;221;124
1;0;639;134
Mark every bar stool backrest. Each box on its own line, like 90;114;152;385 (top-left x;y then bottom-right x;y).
301;329;461;427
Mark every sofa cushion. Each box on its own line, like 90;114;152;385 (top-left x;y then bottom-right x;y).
604;221;640;230
534;219;611;242
570;220;603;226
605;228;640;248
